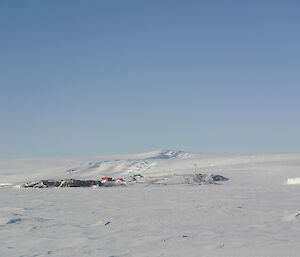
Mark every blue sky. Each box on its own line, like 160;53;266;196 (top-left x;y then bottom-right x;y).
1;0;300;158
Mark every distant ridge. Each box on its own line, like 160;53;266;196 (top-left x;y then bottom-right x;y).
145;150;189;160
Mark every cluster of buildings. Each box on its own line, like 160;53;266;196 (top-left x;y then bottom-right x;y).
100;174;143;185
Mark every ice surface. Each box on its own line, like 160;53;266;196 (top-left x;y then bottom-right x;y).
0;151;300;257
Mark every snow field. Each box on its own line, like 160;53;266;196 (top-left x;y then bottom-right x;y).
1;150;300;257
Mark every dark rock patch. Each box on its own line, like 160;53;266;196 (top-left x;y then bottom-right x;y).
22;179;102;188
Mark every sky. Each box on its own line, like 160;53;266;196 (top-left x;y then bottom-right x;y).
1;0;300;158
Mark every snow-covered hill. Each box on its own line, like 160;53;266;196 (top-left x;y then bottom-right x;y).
1;150;299;185
1;150;300;257
0;150;190;185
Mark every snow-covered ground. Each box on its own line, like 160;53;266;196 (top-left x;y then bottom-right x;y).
0;150;300;257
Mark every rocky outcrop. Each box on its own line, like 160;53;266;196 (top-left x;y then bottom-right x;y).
58;179;101;187
22;179;101;188
184;174;228;184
